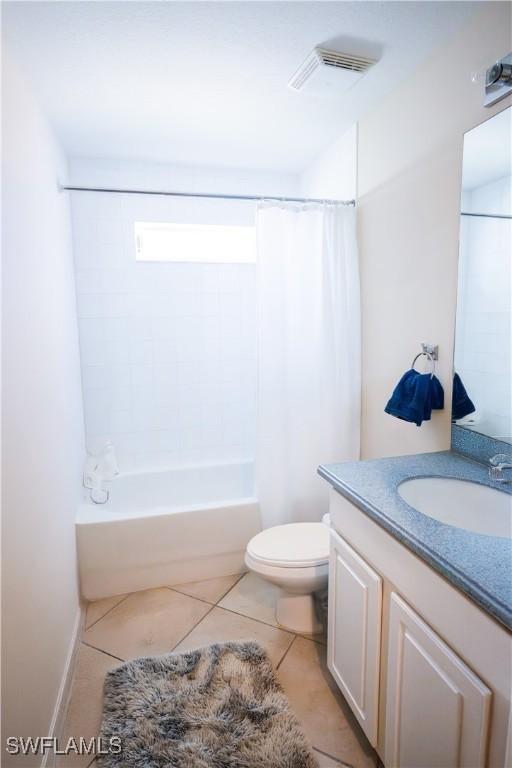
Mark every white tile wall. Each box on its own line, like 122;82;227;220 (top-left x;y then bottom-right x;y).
455;175;511;442
71;190;257;471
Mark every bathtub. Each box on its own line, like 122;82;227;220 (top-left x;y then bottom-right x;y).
76;461;261;600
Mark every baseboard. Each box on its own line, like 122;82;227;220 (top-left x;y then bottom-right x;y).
41;604;84;768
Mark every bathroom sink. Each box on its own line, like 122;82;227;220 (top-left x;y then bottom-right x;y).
398;477;512;539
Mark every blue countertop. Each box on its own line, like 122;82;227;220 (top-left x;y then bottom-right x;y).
318;451;512;631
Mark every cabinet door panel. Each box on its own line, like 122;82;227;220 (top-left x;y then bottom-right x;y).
385;593;491;768
327;530;382;746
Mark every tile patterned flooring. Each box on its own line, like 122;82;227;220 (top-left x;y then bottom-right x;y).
60;572;379;768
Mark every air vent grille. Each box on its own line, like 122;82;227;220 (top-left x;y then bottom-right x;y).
288;47;376;92
318;49;375;72
289;56;321;91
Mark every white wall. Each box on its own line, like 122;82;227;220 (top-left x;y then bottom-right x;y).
300;124;357;201
357;1;512;459
69;158;299;472
455;176;511;442
69;156;299;199
1;50;85;764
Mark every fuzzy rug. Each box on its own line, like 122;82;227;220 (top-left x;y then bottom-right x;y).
98;641;319;768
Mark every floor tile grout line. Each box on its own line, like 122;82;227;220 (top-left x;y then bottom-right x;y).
215;603;294;637
214;572;247;603
312;746;353;767
87;594;215;659
216;577;326;644
165;572;247;607
276;634;296;670
169;603;217;653
82;597;285;667
81;640;126;664
85;594;132;632
215;571;247;605
82;580;326;669
213;601;325;644
164;585;217;607
85;579;326;647
297;630;327;648
216;571;327;646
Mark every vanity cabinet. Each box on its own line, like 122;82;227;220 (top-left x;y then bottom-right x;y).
385;592;491;768
328;529;382;746
326;490;511;768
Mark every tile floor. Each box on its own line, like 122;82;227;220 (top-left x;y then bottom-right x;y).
60;572;379;768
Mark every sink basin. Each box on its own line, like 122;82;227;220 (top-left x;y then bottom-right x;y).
398;477;512;539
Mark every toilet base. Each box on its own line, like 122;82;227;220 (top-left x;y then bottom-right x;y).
276;593;323;635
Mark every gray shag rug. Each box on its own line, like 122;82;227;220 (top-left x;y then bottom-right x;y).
98;641;319;768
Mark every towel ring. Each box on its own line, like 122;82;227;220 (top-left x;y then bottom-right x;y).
411;351;435;377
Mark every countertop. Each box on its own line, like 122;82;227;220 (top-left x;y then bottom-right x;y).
318;451;512;630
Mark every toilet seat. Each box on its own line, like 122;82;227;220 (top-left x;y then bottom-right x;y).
246;522;329;568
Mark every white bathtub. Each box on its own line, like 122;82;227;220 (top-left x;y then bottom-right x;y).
76;462;261;600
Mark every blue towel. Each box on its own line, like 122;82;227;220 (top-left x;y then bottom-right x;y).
429;374;445;411
452;373;475;421
385;369;444;427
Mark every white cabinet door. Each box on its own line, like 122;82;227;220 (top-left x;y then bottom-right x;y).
327;529;382;746
385;593;492;768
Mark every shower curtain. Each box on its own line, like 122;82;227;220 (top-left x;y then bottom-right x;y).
256;201;360;528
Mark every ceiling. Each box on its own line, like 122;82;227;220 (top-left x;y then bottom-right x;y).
3;1;482;172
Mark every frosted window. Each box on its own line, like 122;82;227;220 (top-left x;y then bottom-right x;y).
134;221;256;264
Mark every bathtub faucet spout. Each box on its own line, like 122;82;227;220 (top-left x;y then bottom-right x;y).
83;440;119;504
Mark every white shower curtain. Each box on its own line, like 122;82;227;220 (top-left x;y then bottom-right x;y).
256;201;360;528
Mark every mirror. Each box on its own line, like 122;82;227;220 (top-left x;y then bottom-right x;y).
453;106;511;444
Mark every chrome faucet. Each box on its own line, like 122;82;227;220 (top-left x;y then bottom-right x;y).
489;454;512;483
83;440;119;503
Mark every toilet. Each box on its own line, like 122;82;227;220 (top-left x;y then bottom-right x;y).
245;514;330;635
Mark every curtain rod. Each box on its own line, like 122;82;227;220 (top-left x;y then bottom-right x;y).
460;211;511;220
60;185;355;206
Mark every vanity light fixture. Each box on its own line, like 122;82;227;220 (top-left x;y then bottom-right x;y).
474;52;512;107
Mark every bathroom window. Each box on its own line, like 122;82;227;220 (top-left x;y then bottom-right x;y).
134;222;256;264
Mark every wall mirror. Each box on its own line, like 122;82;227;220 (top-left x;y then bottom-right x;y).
453;106;511;444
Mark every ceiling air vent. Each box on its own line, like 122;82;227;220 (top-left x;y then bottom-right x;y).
288;47;376;96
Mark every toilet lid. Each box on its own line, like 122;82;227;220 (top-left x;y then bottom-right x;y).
247;523;329;568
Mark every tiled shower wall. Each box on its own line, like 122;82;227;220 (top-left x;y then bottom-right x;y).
456;176;511;442
71;190;257;471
